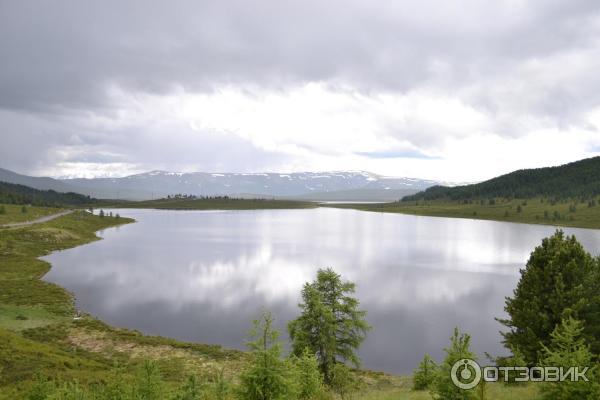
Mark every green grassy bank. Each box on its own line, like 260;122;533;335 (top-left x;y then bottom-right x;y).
0;204;63;226
330;197;600;229
0;209;247;398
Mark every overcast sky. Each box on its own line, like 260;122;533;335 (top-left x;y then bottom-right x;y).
1;1;600;181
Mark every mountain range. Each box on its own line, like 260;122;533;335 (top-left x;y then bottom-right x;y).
0;168;443;201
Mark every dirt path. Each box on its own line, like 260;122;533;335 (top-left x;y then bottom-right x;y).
0;209;74;228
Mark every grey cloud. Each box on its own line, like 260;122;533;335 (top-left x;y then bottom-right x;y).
1;0;599;113
355;150;439;160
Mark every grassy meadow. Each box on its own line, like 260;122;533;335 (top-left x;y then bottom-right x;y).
0;204;63;226
330;197;600;229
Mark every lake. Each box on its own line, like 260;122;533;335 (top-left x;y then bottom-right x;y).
42;208;600;374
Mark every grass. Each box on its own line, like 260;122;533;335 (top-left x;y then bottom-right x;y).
329;197;600;229
0;204;63;225
0;204;544;399
0;305;69;331
98;197;318;210
359;381;540;399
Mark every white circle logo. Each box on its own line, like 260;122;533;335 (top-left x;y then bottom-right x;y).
451;358;481;390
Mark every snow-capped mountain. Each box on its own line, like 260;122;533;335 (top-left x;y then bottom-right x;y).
62;170;442;200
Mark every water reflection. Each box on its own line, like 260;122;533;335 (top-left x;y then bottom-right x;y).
42;208;600;373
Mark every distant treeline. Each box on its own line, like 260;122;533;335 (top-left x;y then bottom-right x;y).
403;156;600;201
0;180;97;206
166;194;237;200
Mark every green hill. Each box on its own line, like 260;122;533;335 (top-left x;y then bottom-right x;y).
403;156;600;201
0;181;97;206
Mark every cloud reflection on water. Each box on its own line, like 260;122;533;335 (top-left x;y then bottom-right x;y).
43;208;600;373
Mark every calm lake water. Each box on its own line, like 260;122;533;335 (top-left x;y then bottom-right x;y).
42;208;600;374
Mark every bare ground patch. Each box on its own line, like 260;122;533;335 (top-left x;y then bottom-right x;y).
67;327;244;378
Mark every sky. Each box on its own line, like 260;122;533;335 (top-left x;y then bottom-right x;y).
1;1;600;181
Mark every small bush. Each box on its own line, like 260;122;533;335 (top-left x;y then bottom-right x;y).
134;360;164;400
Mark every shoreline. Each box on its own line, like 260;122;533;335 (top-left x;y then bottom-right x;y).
0;207;542;399
326;198;600;231
0;210;245;396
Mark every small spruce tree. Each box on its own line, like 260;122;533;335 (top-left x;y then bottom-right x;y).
498;231;599;364
329;363;358;400
288;268;371;384
292;348;324;400
238;312;294;400
431;328;477;400
412;353;437;390
539;317;599;400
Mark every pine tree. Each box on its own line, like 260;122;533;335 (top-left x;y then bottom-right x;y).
431;328;477;400
539;318;599;400
289;348;323;400
288;268;371;384
329;363;359;400
413;353;437;390
238;312;294;400
498;231;599;364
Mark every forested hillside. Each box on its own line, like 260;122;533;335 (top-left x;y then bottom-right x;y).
0;181;96;206
403;156;600;201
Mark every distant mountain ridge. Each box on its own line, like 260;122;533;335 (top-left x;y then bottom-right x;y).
403;156;600;201
0;168;442;201
0;167;81;194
